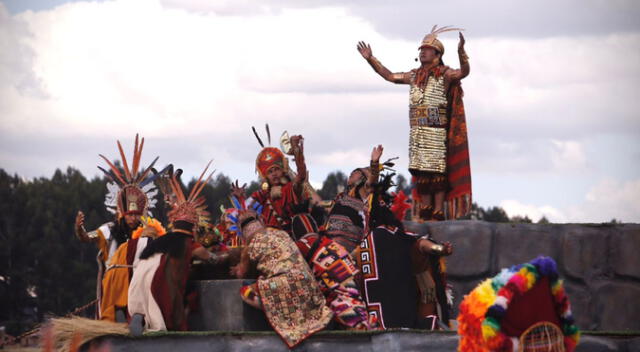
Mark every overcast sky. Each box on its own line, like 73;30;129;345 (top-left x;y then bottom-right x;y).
1;0;639;223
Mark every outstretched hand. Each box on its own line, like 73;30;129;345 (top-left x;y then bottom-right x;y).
230;264;246;278
443;241;453;256
458;32;466;52
371;144;383;162
75;211;85;230
231;180;246;199
290;135;304;156
357;41;373;60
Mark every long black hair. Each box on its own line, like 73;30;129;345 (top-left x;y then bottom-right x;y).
368;173;406;233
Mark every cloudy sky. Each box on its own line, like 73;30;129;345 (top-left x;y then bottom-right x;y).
1;0;639;223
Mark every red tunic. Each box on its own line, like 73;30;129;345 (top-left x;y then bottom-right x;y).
249;182;299;234
150;235;202;331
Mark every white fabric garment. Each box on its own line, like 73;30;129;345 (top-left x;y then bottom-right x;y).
127;252;166;332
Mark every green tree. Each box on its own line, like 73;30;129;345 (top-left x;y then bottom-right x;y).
317;171;347;200
483;206;510;222
510;215;533;223
394;174;412;196
537;216;550;224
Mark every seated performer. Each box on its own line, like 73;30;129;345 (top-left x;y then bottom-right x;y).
457;256;580;352
324;145;384;253
356;174;453;329
230;209;333;348
231;126;308;236
292;213;371;330
128;163;221;334
73;134;161;321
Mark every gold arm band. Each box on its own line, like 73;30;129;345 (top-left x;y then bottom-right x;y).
431;244;444;255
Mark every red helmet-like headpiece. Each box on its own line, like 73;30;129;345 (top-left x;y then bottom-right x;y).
252;124;289;179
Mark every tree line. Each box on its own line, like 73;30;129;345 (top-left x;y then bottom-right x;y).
0;167;540;336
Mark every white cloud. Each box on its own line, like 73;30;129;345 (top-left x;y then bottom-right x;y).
500;199;566;223
499;178;640;223
551;140;586;171
568;178;640;223
0;0;638;224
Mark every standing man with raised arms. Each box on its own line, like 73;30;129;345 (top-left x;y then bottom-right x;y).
357;26;472;221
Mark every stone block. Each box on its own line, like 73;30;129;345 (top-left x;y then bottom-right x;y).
575;336;620;352
425;221;494;278
564;281;595;330
371;332;459;352
495;223;561;271
623;337;640;352
594;282;640;331
448;278;484;319
561;225;610;281
188;280;270;331
612;225;640;280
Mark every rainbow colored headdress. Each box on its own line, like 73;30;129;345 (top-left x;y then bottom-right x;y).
457;256;580;352
98;134;160;217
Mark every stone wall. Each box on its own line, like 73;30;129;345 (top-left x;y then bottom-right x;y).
404;221;640;331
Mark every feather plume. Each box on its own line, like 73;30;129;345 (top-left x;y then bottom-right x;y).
137;156;159;183
191;169;215;202
170;173;186;203
116;140;132;182
390;190;411;222
188;159;212;200
252;126;265;148
131;134;141;179
98;154;126;185
140;164;171;187
265;123;271;145
229;195;244;210
431;25;464;35
136;137;146;176
96;166;116;183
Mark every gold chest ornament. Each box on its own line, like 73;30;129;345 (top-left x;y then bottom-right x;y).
408;74;448;173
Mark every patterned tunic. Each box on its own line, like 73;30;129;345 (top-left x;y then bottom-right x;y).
408;70;449;174
297;234;370;329
248;228;333;348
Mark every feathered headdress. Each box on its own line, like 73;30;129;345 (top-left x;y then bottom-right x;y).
224;194;263;237
349;157;399;197
253;124;289;179
99;134;161;217
419;25;464;55
157;161;215;230
457;256;580;352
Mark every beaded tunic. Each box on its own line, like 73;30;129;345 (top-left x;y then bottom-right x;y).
408;72;448;173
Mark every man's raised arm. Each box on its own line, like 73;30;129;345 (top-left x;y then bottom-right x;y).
357;41;410;84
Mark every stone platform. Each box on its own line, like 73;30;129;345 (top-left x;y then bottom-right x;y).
188;222;640;333
93;221;640;351
96;331;640;352
405;221;640;331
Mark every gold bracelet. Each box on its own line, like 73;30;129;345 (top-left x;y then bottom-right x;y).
431;244;444;255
